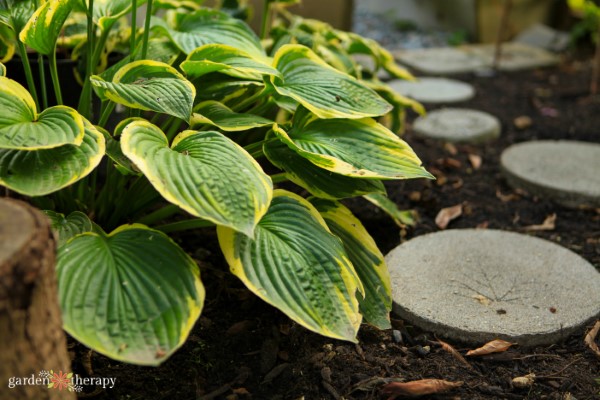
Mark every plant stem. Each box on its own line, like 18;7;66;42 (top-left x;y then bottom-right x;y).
16;41;39;110
260;0;272;39
493;0;512;70
155;219;215;233
80;0;95;117
243;140;265;154
78;21;114;118
231;86;272;112
136;204;181;225
270;172;288;184
98;101;116;127
48;49;63;105
141;0;153;59
37;54;48;109
130;0;137;62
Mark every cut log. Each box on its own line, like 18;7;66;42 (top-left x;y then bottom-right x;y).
0;199;75;400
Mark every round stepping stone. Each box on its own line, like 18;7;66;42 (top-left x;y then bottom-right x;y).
413;108;500;143
386;229;600;346
501;140;600;208
387;78;475;103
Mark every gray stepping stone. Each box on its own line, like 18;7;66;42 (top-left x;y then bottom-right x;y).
395;43;559;75
387;77;475;103
386;229;600;346
413;108;500;143
501;140;600;208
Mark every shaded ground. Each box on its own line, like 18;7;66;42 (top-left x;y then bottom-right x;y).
79;56;600;399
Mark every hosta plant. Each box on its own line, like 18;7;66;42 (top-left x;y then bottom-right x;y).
0;0;432;366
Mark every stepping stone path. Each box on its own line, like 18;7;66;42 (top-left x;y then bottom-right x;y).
395;42;559;75
501;140;600;208
386;229;600;346
413;108;500;143
387;77;475;103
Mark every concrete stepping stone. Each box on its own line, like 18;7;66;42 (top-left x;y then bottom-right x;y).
386;229;600;346
501;140;600;208
413;108;500;143
387;77;475;103
395;42;559;75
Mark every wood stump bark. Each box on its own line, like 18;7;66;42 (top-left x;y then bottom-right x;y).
0;199;75;400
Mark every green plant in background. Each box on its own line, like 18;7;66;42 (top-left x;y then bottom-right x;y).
0;0;432;366
568;0;600;94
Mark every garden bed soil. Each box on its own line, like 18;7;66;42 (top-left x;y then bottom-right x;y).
79;56;600;399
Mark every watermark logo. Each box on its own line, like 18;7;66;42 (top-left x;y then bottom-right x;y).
8;370;116;392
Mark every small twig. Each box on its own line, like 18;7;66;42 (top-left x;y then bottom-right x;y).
535;356;583;379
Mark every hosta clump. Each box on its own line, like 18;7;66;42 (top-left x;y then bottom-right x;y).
0;0;432;366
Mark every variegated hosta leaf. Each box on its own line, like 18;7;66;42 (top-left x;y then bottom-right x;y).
98;125;140;175
57;224;205;366
151;9;264;57
0;1;36;34
154;0;202;10
194;75;264;105
90;60;195;122
217;190;364;341
263;134;385;200
0;62;5;76
44;210;94;247
272;119;433;180
0;77;85;149
20;0;76;55
363;193;418;227
95;39;181;99
0;25;15;63
310;198;392;329
0;119;105;196
366;80;425;116
181;44;278;80
269;44;392;119
92;0;147;31
120;120;272;237
191;101;273;132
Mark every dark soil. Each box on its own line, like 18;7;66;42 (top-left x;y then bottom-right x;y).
80;56;600;399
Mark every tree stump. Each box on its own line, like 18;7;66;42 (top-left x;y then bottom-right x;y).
0;199;75;400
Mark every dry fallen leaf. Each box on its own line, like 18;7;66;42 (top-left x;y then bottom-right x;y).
522;213;556;231
466;339;514;356
512;373;536;388
473;294;492;306
584;320;600;359
381;379;463;399
468;154;482;170
513;115;533;130
443;142;458;155
496;189;520;202
435;204;463;229
437;339;472;370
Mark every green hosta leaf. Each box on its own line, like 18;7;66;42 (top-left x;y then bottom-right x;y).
0;119;105;196
310;198;392;329
151;9;263;56
181;44;278;80
44;210;93;247
0;25;15;63
269;44;392;119
154;0;202;10
218;190;363;341
98;125;140;175
0;63;4;76
20;0;76;55
120;120;272;237
56;224;205;366
92;0;146;31
272;119;432;180
95;39;181;99
0;77;85;149
191;101;273;132
0;1;36;34
264;134;385;199
90;61;195;122
194;75;264;105
364;193;418;227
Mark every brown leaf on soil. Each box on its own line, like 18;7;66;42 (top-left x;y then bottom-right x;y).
381;379;463;399
437;339;473;369
444;142;458;155
513;115;533;130
496;189;520;202
466;339;515;356
584;320;600;359
435;204;463;229
468;154;482;169
522;213;556;231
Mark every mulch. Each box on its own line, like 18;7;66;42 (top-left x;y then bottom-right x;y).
81;54;600;399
